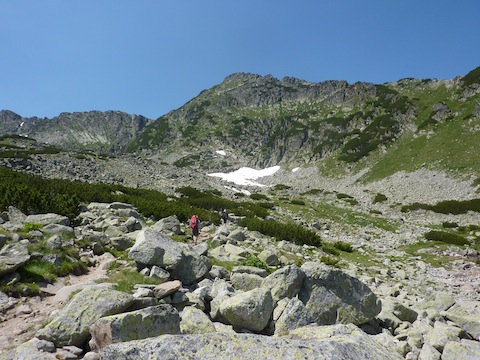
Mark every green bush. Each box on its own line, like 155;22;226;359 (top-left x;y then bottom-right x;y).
239;255;270;272
442;221;459;229
402;199;480;215
239;218;322;247
301;189;324;195
423;230;469;246
373;193;388;203
320;256;339;267
333;241;353;253
271;184;292;191
249;193;270;201
290;199;305;206
321;244;340;256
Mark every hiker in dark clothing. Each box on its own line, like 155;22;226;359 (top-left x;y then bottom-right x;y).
221;209;228;224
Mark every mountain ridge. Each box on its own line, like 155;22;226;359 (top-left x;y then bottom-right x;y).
1;66;479;181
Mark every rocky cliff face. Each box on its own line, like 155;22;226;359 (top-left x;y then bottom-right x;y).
0;110;152;154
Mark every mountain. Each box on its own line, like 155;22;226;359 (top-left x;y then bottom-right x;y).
126;67;480;179
0;110;152;154
1;66;479;186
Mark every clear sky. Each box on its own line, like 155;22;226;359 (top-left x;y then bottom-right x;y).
1;1;479;120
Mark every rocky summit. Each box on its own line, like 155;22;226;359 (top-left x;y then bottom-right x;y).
0;67;480;359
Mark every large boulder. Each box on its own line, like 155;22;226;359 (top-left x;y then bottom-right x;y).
7;206;27;224
151;215;183;235
128;229;183;268
231;272;263;291
258;246;282;266
0;241;31;277
36;285;134;347
273;297;314;335
90;304;181;350
261;264;305;304
169;245;211;285
100;324;402;360
180;306;216;334
219;288;274;332
128;229;210;284
4;337;57;360
209;278;236;321
442;304;480;339
24;213;69;226
442;339;480;360
423;321;463;353
299;262;381;326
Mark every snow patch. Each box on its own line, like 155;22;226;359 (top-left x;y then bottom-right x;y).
19;122;25;127
292;167;300;173
208;165;280;187
224;185;251;196
216;150;226;156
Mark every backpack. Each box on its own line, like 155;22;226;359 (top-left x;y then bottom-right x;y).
189;215;198;229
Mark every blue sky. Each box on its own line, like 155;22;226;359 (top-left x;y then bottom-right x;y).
1;1;479;120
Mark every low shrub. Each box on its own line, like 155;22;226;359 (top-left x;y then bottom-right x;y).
239;255;270;272
401;199;480;214
249;193;270;201
290;199;305;206
333;241;354;253
321;244;340;256
423;230;469;246
239;218;322;247
373;193;388;203
442;221;459;229
320;256;339;267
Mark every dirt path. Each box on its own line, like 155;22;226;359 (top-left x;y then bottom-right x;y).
0;253;114;354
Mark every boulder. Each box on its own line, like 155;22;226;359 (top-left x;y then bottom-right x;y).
442;339;480;360
423;321;463;352
149;265;170;283
128;229;183;268
418;343;441;360
299;262;381;326
7;206;27;224
224;243;251;258
274;297;314;335
209;265;230;280
151;215;183;235
231;265;269;278
180;306;216;334
41;224;74;236
262;264;305;304
124;217;143;232
258;246;282;266
90;304;181;350
169;245;211;285
442;305;480;339
110;236;134;251
24;213;69;226
227;229;245;242
100;324;402;360
36;285;134;347
0;242;31;277
219;288;274;332
380;298;418;324
45;235;63;250
153;280;182;299
0;291;18;312
5;337;57;360
230;272;263;291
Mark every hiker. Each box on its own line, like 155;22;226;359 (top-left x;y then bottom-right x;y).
189;214;200;244
221;209;228;224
